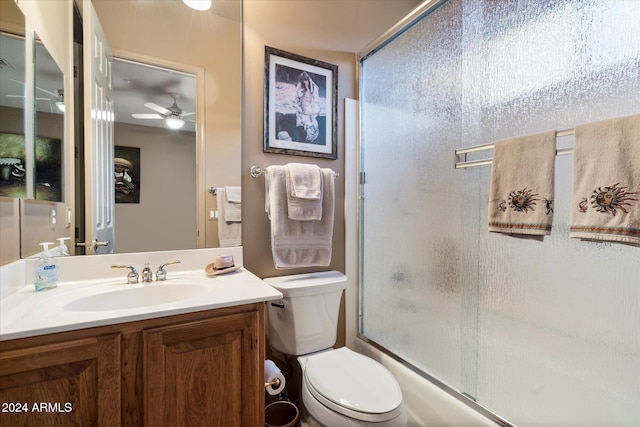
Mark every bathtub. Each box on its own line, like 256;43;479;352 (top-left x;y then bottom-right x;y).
353;338;503;427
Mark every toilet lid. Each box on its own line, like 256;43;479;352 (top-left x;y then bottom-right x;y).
304;348;403;422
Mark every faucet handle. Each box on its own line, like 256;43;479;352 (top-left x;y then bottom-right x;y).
156;260;181;281
111;265;139;284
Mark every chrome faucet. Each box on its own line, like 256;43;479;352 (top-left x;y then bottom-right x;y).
156;260;181;281
111;265;139;284
141;262;153;283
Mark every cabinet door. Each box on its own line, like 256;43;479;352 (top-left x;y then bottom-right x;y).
0;333;121;426
144;310;262;427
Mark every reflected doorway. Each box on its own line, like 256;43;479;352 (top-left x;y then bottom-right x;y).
111;58;197;254
75;54;198;255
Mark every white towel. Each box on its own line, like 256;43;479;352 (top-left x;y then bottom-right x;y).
286;163;322;221
570;114;640;246
221;186;241;222
488;131;557;238
217;187;241;247
225;186;242;203
265;165;335;268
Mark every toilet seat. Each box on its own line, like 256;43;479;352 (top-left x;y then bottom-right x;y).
303;348;403;423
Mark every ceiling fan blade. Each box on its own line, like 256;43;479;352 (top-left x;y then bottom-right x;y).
36;86;59;97
181;111;196;117
144;102;171;115
7;94;53;101
132;113;163;119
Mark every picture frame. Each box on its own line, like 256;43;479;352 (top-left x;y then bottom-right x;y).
114;146;140;204
0;132;62;201
264;46;338;159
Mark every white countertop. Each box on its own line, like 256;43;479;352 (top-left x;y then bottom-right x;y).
0;248;282;341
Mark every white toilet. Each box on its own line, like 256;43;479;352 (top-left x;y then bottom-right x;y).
264;271;407;426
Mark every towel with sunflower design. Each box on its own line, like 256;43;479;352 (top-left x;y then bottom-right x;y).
570;114;640;246
488;130;557;238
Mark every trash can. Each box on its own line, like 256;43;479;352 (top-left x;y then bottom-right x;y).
265;400;300;427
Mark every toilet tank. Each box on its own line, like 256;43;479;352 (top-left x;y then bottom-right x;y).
264;271;347;356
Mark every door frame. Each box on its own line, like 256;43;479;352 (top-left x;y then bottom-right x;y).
76;48;206;253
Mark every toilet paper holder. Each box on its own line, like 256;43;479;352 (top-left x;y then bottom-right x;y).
265;377;281;389
264;359;286;395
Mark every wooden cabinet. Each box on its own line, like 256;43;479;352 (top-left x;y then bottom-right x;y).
0;334;121;426
0;303;265;427
144;310;262;427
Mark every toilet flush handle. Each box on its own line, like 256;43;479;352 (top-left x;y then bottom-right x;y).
270;301;285;309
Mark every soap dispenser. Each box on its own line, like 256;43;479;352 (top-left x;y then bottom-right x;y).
55;237;71;256
34;242;59;292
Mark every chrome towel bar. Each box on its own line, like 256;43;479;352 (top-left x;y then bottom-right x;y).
455;128;575;169
250;165;339;178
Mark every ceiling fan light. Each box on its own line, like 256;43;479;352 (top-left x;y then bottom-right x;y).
183;0;211;11
166;117;185;129
56;101;65;113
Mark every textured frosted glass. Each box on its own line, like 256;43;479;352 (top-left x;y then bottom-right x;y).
360;0;640;425
361;0;465;389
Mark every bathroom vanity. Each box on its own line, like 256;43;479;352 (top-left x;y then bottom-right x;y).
1;303;263;426
0;249;282;426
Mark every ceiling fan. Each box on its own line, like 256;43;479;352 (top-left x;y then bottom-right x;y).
132;93;195;129
5;80;65;112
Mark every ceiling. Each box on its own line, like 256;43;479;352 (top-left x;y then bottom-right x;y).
0;33;31;111
112;58;197;133
0;0;247;135
0;33;196;133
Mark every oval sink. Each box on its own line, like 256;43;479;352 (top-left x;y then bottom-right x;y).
64;284;207;312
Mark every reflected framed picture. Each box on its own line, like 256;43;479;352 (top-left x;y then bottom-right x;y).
114;146;140;204
264;46;338;159
0;133;61;201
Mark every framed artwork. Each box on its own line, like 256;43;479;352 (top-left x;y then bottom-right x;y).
114;146;140;204
264;46;338;159
0;132;27;199
0;132;61;201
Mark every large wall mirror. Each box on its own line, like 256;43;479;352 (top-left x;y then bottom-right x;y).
10;0;242;260
33;34;64;202
0;9;64;203
0;0;26;199
16;35;66;258
2;0;74;262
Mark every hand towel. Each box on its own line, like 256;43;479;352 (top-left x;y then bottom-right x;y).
225;186;242;203
265;165;335;268
488;130;557;238
286;163;323;221
222;186;241;222
217;187;242;247
570;114;640;245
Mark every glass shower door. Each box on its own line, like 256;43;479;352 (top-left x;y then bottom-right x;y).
359;1;640;425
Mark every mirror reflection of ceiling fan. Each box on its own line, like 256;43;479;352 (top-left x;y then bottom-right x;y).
6;79;65;113
132;93;195;129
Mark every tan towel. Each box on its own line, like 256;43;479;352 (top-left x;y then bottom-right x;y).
217;187;241;247
570;114;640;245
222;186;241;222
265;165;335;268
488;131;557;238
286;163;322;221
